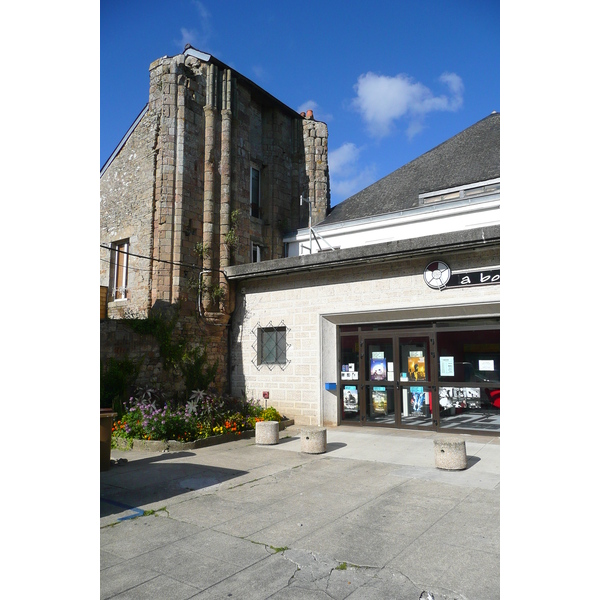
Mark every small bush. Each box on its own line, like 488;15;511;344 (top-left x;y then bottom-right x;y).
180;347;219;397
257;407;282;422
112;389;273;443
100;357;139;411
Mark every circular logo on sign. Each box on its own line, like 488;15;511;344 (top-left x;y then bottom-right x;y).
424;261;451;290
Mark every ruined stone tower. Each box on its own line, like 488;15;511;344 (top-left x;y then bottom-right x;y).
100;46;330;392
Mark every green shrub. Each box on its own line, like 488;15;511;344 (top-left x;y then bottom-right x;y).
100;357;139;411
260;407;282;422
180;347;219;397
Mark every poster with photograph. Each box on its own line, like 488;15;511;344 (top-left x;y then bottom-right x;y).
372;387;387;413
439;387;454;408
439;387;481;409
343;386;358;412
410;391;426;414
408;356;426;381
370;357;387;380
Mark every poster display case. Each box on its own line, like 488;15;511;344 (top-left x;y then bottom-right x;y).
338;321;499;434
366;386;395;424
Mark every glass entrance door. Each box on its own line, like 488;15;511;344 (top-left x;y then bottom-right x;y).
338;321;499;434
364;337;395;425
397;336;434;429
339;331;435;429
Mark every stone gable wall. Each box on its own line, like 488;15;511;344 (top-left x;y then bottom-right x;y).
100;110;159;318
100;51;330;396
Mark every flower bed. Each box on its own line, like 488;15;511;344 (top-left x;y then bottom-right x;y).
111;387;285;448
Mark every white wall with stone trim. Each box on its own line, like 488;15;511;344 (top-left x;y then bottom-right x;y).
229;245;500;426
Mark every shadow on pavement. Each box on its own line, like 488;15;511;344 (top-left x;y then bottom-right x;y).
100;451;248;519
325;442;347;451
465;455;481;468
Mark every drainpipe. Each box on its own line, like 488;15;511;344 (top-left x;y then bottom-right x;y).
220;68;233;312
202;63;217;310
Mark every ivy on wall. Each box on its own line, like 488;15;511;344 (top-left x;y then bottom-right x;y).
116;307;219;398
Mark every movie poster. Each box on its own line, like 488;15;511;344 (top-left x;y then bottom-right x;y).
410;391;426;414
370;358;387;380
343;386;358;412
407;355;426;381
372;387;387;413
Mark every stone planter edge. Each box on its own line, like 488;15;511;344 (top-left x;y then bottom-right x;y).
112;419;294;452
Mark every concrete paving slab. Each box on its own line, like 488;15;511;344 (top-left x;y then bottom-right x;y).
123;543;243;591
165;493;263;529
100;561;165;600
186;552;298;599
170;528;272;569
101;426;499;599
101;512;200;559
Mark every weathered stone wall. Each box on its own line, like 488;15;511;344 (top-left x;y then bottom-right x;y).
302;114;330;225
229;245;500;426
100;50;331;395
100;109;159;318
100;313;230;398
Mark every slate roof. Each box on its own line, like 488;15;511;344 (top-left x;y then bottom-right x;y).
322;112;500;225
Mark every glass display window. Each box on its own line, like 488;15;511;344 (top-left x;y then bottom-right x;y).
337;320;499;435
342;385;360;421
365;338;394;382
366;386;395;424
437;329;500;384
400;385;434;427
398;338;430;382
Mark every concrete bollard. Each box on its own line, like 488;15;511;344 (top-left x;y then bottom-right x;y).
255;420;279;445
300;427;327;454
434;437;468;470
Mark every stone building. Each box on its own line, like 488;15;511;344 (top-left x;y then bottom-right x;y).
101;46;500;435
100;46;329;391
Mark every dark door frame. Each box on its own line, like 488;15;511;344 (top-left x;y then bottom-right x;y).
338;320;500;436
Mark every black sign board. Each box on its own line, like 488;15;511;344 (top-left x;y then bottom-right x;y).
446;269;500;288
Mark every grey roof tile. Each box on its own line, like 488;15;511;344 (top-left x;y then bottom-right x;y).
323;112;500;225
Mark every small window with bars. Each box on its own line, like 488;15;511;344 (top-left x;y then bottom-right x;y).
251;321;291;370
258;327;287;365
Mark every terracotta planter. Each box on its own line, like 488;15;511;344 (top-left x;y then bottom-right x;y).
100;409;117;471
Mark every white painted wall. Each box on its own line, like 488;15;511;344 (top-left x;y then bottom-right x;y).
285;196;499;257
229;245;500;427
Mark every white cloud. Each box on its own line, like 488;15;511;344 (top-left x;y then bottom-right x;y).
351;71;464;138
176;27;200;50
174;1;212;51
329;142;360;175
329;142;377;203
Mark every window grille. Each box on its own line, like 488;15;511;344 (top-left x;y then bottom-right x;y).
251;321;291;371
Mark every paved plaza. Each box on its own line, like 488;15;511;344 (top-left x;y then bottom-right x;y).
101;426;500;599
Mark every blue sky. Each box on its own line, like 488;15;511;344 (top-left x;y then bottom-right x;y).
101;0;499;207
